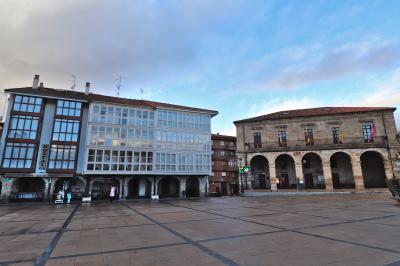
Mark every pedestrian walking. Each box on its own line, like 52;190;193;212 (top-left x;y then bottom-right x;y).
66;190;72;204
109;186;116;202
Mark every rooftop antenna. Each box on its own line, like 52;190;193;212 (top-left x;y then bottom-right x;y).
140;88;144;100
115;76;123;97
70;74;77;91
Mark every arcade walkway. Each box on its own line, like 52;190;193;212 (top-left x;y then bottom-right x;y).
0;193;400;265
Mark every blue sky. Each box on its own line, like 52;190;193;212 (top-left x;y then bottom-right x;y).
0;0;399;134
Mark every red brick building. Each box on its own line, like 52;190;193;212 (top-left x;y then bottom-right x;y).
210;134;239;195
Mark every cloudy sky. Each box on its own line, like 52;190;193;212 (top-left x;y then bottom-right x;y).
0;0;399;134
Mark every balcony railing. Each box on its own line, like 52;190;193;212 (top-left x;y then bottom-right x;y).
245;136;387;152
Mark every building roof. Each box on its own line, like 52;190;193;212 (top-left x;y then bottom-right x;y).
233;107;396;124
211;133;236;140
5;87;218;116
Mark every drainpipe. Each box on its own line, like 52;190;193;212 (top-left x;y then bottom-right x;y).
382;113;395;178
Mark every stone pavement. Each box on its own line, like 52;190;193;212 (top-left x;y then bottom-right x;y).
0;193;400;265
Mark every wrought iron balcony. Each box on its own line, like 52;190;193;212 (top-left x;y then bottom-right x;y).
245;136;387;152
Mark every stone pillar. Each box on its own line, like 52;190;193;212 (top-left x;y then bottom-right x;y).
322;161;333;190
269;164;277;191
150;177;157;196
43;178;50;200
199;176;208;197
119;178;123;200
352;160;365;190
179;177;187;199
295;163;304;190
121;176;126;200
0;177;13;201
384;160;394;180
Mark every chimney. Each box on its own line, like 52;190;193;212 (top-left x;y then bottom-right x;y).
85;82;90;95
39;82;44;88
32;75;39;89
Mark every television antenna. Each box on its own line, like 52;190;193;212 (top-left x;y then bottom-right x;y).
70;74;77;91
116;76;123;97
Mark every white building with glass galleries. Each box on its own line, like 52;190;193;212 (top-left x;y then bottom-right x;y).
0;76;217;201
84;97;217;199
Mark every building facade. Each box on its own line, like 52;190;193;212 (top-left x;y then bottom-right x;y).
234;107;400;191
210;134;239;196
0;76;217;200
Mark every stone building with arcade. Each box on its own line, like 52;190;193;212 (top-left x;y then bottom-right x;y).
0;75;217;201
234;107;399;192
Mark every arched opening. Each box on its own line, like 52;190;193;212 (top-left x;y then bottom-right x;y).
91;178;120;200
128;178;151;198
330;152;355;189
302;153;325;189
52;178;86;201
11;177;45;201
361;151;387;188
275;154;296;189
158;177;180;198
186;176;200;197
250;155;270;189
18;177;45;193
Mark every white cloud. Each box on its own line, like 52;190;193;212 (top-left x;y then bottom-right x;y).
248;97;321;118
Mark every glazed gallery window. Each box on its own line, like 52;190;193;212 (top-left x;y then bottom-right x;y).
90;126;154;147
91;104;154;127
56;100;82;117
52;119;80;142
154;152;210;172
2;142;35;168
7;115;39;140
156;109;210;130
13;95;42;113
48;145;76;169
86;149;153;171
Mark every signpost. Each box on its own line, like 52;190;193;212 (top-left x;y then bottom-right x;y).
239;166;250;193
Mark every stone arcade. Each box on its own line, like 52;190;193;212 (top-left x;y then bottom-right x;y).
234;107;400;192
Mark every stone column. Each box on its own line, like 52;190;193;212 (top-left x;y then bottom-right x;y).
199;176;208;197
0;178;13;201
384;160;394;180
43;178;50;200
269;164;277;191
179;177;187;199
322;160;333;190
352;160;365;190
295;163;303;190
118;178;123;200
121;176;126;200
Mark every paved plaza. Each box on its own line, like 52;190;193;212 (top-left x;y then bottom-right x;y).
0;193;400;265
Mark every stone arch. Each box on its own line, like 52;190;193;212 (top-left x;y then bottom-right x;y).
360;151;387;188
127;177;151;198
158;176;180;198
301;152;325;189
275;154;297;189
330;152;355;189
186;176;200;197
250;155;270;189
17;177;45;193
11;177;46;201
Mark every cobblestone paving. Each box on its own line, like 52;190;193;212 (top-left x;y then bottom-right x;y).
1;193;400;265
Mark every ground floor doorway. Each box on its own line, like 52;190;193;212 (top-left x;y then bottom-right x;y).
91;178;120;200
